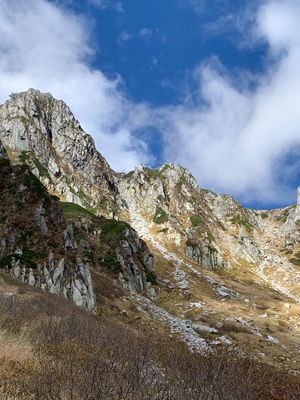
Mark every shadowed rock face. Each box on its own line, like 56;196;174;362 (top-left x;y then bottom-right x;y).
0;154;96;312
0;151;155;311
0;140;8;159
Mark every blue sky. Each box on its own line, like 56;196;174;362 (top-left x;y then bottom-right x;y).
72;0;267;107
1;0;300;209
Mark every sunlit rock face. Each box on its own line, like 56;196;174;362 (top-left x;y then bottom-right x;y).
116;163;231;270
2;89;300;302
0;89;118;217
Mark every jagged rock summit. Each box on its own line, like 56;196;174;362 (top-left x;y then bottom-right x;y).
0;89;118;216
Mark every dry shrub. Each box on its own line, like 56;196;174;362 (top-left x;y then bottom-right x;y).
0;291;299;399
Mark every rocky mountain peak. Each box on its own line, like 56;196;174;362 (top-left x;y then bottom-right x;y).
124;162;199;189
0;89;117;217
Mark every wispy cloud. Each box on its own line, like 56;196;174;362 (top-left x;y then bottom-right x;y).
139;28;153;42
88;0;124;12
0;0;152;171
1;0;300;206
117;27;154;46
158;0;300;205
178;0;205;14
117;30;133;45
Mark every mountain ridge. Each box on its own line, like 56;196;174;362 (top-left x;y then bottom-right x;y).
1;89;300;375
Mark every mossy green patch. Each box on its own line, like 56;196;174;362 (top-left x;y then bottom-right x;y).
101;251;122;274
22;170;50;201
124;170;134;179
100;219;129;242
230;213;253;233
144;167;161;180
60;202;97;220
153;207;168;224
0;249;46;270
290;258;300;266
280;206;295;223
290;251;300;266
190;214;203;227
207;232;215;242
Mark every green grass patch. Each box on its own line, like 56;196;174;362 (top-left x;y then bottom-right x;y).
190;214;203;227
100;219;129;242
290;258;300;266
230;213;253;233
0;249;46;270
201;188;216;195
207;232;215;242
124;170;134;179
22;170;50;200
60;202;97;220
289;251;300;266
159;164;171;173
280;206;295;223
101;251;122;274
100;196;108;205
144;167;161;180
153;207;168;224
158;228;168;234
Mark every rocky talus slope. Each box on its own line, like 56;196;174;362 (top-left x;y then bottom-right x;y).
2;89;300;371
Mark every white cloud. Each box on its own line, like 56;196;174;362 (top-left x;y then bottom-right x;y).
158;0;300;206
139;28;153;42
0;0;151;172
1;0;300;206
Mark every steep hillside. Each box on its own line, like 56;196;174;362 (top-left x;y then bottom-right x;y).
1;89;300;379
0;145;155;313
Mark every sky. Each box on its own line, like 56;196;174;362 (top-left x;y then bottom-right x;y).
0;0;300;209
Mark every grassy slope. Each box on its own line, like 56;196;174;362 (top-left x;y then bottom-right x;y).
0;271;299;400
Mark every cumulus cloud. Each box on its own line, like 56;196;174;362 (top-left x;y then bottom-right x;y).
1;0;300;207
159;0;300;206
0;0;151;171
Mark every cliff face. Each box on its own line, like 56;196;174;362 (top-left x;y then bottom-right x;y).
0;141;155;311
117;163;231;271
0;89;118;217
116;163;300;302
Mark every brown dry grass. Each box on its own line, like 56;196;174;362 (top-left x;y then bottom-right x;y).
0;271;299;399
